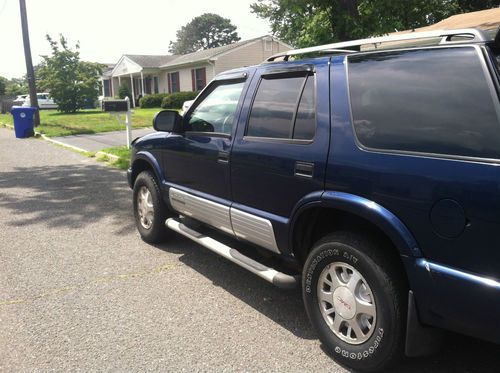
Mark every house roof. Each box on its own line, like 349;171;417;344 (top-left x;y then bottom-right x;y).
160;36;279;68
124;54;177;68
395;7;500;34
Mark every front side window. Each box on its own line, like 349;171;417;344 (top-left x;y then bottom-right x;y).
187;81;245;134
348;47;500;159
246;73;316;140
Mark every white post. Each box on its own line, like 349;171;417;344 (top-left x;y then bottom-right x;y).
125;97;132;149
101;78;105;96
130;74;136;108
141;71;145;96
118;76;121;86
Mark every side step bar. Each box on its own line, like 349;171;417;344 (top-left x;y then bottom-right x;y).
165;218;299;289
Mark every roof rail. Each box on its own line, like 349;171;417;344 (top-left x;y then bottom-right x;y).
266;28;490;62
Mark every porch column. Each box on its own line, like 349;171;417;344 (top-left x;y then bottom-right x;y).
130;74;136;107
140;71;145;96
118;76;121;87
101;78;105;96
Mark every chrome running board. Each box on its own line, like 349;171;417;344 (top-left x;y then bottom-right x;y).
165;218;298;289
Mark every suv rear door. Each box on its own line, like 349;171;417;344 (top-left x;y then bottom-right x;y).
230;58;330;252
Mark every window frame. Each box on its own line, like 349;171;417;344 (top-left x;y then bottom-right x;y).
346;44;500;164
182;76;247;138
243;67;317;145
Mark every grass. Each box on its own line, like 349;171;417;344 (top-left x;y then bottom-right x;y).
99;146;131;170
0;108;161;137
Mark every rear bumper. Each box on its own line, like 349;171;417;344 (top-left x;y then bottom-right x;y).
405;257;500;344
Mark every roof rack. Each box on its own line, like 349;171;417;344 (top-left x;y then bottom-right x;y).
266;28;490;62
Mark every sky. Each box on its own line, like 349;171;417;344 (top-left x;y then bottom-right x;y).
0;0;271;79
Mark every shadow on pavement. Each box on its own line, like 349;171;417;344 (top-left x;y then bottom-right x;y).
156;235;500;371
154;236;317;340
0;164;135;235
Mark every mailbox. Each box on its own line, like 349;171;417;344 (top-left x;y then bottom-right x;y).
102;99;129;112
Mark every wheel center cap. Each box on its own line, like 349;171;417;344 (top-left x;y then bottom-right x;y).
333;286;356;319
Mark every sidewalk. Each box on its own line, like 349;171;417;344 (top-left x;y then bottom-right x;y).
50;127;154;152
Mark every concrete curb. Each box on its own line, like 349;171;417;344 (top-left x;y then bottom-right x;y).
1;122;125;166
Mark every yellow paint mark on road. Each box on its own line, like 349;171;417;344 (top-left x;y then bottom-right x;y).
0;262;180;308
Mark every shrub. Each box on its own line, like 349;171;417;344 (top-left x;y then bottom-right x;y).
118;84;132;100
139;93;168;108
161;91;199;109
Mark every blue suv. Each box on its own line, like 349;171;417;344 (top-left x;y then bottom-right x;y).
128;28;500;371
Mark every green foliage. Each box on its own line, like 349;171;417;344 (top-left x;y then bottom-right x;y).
161;91;199;109
0;77;6;96
4;77;28;96
118;84;132;100
139;93;169;108
251;0;500;47
37;34;103;113
169;13;240;54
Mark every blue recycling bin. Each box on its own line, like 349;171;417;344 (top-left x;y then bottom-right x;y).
11;106;37;138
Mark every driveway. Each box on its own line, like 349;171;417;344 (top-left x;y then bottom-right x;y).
0;128;498;371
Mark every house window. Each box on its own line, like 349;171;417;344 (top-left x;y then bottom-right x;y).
192;68;206;91
153;76;159;94
168;72;180;93
264;38;273;52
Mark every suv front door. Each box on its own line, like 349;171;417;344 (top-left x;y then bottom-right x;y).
161;74;249;233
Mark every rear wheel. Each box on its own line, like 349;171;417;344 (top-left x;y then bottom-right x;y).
302;232;406;372
133;171;172;243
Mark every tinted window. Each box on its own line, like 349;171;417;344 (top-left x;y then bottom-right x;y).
293;76;315;140
247;75;305;138
349;47;500;159
187;81;244;134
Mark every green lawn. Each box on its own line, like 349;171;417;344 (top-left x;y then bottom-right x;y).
0;108;160;137
100;146;132;170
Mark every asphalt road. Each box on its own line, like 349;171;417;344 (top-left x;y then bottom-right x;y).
0;128;498;372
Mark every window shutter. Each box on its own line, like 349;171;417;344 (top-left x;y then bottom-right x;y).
176;73;180;92
191;69;195;91
167;73;171;93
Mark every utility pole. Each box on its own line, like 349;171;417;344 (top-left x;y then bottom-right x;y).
19;0;40;126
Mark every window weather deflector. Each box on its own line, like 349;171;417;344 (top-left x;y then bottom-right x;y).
261;64;315;78
214;72;247;81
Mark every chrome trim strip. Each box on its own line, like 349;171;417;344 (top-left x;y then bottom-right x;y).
168;188;233;235
230;207;280;253
417;259;500;289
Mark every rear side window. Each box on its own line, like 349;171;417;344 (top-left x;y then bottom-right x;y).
348;47;500;159
247;73;315;140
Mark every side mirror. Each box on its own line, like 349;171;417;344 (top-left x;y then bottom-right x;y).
153;110;183;132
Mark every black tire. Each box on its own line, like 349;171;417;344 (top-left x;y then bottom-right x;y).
133;170;172;243
302;232;407;372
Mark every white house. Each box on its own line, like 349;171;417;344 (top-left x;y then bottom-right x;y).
102;35;292;107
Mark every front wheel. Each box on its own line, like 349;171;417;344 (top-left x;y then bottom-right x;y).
133;171;172;243
302;232;406;372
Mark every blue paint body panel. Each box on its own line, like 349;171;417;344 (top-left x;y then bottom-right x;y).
129;45;500;345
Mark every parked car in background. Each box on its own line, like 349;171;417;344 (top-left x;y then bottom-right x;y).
23;93;58;109
12;94;28;106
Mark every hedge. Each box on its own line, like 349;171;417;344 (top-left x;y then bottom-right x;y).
139;93;168;108
161;91;199;109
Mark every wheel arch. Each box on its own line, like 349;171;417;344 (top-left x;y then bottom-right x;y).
130;151;164;187
290;191;422;264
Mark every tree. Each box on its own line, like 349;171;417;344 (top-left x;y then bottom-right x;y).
169;13;240;54
5;78;28;96
251;0;500;47
0;77;6;96
37;35;103;113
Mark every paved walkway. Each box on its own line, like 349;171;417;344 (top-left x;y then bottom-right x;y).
51;128;154;152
